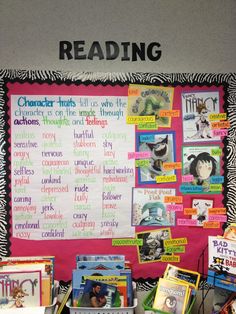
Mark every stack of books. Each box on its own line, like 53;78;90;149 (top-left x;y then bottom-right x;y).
0;255;55;309
144;264;200;314
71;254;133;308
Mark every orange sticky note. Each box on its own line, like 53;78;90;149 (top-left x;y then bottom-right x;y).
159;110;180;117
184;208;197;215
208;208;226;215
163;162;182;171
128;87;140;96
203;221;220;228
211;120;230;129
164;196;183;203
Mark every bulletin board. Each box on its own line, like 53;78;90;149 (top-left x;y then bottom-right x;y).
0;70;235;283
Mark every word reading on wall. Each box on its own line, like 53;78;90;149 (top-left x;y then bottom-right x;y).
59;41;162;61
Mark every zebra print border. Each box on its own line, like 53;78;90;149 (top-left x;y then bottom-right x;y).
0;70;235;270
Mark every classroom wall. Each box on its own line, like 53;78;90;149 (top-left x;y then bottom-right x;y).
0;0;236;73
1;2;236;313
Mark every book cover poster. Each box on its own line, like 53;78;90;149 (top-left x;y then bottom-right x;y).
131;187;176;226
208;236;236;275
0;270;41;309
164;264;200;289
136;131;176;184
181;90;220;143
79;279;118;308
72;269;121;307
136;228;171;263
191;198;214;226
182;145;221;193
127;84;174;127
153;278;189;314
76;260;125;271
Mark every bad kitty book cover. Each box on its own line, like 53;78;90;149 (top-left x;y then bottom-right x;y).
136;131;176;184
181;90;221;143
131;187;176;226
208;236;236;276
0;270;42;308
153;278;189;314
127;84;174;127
182;145;221;194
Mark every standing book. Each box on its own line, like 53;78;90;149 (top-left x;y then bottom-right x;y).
208;236;236;275
0;270;42;309
153;278;190;314
79;279;119;308
72;269;121;307
164;264;200;289
0;260;53;306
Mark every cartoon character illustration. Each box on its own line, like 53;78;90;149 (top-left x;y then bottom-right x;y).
140;202;168;226
192;199;213;226
146;135;169;174
210;257;230;274
139;96;168;125
11;286;28;308
162;296;177;313
195;101;212;139
187;152;217;190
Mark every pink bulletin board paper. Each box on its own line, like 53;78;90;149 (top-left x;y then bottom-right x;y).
2;73;229;282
